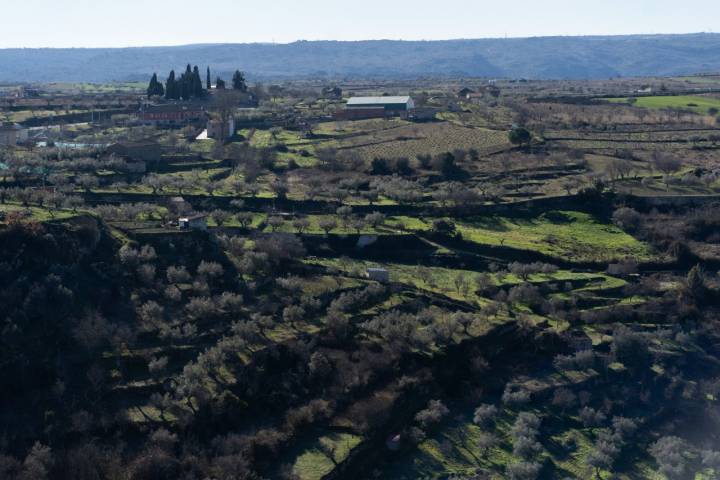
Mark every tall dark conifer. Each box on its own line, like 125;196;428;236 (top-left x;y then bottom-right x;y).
147;73;158;97
148;73;165;97
207;67;212;90
165;70;177;100
192;66;204;97
179;64;193;100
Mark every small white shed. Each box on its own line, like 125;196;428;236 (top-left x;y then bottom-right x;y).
179;214;208;231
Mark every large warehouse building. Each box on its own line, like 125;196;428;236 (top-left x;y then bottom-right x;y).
337;96;415;120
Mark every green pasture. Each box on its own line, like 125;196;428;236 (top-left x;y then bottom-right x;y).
605;95;720;115
0;203;79;223
400;211;655;263
287;432;362;480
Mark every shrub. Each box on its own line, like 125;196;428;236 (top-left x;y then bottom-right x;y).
414;400;449;430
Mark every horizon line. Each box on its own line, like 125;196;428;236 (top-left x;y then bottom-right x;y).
0;31;717;50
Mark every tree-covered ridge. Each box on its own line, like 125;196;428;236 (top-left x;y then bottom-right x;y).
2;33;720;82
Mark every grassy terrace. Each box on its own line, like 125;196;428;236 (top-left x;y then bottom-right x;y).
307;257;625;307
380;401;621;480
0;203;80;223
286;432;363;480
456;211;655;263
396;211;656;263
109;207;655;264
605;95;720;115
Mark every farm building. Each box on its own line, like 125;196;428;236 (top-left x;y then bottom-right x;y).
458;85;501;101
138;103;206;126
457;88;475;99
337;96;415;120
0;123;29;146
207;116;236;141
322;86;343;99
410;107;440;121
179;214;208;231
106;140;161;163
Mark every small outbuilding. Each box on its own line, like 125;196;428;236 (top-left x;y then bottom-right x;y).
386;433;402;451
367;268;390;283
106;140;162;163
457;87;475;99
0;123;29;146
410;107;440;122
322;86;343;99
178;214;208;231
207;116;236;141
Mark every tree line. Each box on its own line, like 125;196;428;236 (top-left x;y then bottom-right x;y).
147;66;248;99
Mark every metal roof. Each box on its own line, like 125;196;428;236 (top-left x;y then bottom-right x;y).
347;96;411;106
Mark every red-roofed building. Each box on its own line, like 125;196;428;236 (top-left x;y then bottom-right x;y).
138;103;206;126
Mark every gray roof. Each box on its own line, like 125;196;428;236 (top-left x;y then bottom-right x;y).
142;103;204;113
347;96;411;106
0;122;25;132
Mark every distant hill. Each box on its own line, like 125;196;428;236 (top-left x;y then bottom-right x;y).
2;33;720;83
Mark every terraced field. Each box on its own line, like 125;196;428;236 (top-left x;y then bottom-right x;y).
397;211;657;264
605;95;720;115
319;121;511;160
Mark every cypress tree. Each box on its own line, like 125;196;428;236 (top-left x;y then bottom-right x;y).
180;75;190;100
232;70;247;92
147;73;158;97
148;73;166;97
192;65;204;97
165;70;177;100
207;67;212;90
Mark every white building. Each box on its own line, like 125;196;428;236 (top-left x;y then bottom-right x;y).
0;123;29;146
179;214;208;231
338;96;415;120
207;116;236;141
346;96;414;112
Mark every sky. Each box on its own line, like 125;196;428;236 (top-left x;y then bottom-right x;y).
1;0;719;48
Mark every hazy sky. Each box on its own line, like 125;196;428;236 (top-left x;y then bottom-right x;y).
2;0;719;48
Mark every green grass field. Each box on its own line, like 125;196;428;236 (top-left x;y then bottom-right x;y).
288;432;362;480
605;95;720;115
0;203;79;223
455;211;655;263
673;76;720;85
397;211;655;263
